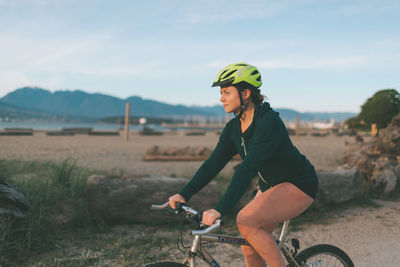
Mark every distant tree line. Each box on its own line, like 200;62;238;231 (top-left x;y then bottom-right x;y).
345;89;400;130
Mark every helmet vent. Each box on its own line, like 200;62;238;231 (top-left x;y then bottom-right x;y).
256;76;261;82
224;70;236;78
251;70;259;75
235;63;247;66
219;69;229;77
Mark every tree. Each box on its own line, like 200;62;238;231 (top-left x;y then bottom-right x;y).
358;89;400;128
344;116;369;131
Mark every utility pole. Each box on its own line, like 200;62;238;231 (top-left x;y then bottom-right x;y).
124;102;130;141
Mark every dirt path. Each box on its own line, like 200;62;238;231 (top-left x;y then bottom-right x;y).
293;199;400;267
191;199;400;267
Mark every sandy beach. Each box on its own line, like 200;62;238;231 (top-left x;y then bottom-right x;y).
1;131;399;266
0;130;352;177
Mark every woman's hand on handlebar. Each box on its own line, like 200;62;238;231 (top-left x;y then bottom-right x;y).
168;194;186;210
202;209;221;226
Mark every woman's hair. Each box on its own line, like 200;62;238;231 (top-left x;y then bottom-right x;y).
234;82;265;104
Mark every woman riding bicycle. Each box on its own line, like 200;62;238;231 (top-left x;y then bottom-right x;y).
169;63;319;267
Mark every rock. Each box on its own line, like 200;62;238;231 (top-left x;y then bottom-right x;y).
343;145;375;175
343;146;398;194
375;117;400;154
368;157;398;194
342;114;400;195
316;166;365;203
355;134;364;143
86;175;220;224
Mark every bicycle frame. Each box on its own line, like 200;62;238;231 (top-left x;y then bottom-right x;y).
150;202;301;267
149;202;353;267
183;220;300;267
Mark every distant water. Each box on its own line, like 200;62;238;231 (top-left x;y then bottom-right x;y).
0;121;165;131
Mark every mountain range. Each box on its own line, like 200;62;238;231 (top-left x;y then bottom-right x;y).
0;87;356;122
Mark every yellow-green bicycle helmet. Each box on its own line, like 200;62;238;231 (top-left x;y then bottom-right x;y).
212;63;262;119
211;63;262;88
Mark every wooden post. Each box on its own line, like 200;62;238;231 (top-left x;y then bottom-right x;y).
124;103;130;141
371;123;378;137
295;114;299;139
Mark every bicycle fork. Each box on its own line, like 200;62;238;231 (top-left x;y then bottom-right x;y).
183;235;220;267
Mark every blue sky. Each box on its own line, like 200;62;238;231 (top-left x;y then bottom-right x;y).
0;0;399;112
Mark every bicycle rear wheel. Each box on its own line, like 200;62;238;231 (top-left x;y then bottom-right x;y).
292;244;354;267
143;261;186;267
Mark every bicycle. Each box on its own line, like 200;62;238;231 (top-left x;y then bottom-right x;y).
143;202;354;267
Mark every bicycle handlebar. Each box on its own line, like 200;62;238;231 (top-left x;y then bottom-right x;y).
151;201;172;211
150;201;223;235
191;219;222;235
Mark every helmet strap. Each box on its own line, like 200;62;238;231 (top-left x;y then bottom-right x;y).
233;88;249;119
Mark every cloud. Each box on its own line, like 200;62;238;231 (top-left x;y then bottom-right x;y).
0;71;33;97
0;29;119;95
0;31;104;68
255;55;366;69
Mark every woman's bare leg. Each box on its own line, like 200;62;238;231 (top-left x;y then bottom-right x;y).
241;244;267;267
240;190;268;267
237;182;314;267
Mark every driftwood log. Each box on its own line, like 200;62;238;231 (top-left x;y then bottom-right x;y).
143;146;211;161
143;146;241;161
316;166;364;203
86;175;221;224
143;155;211;161
86;166;367;224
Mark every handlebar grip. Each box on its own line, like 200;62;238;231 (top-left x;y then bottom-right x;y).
192;219;223;235
150;201;170;210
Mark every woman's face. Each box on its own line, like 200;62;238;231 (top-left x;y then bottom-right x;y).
220;86;241;113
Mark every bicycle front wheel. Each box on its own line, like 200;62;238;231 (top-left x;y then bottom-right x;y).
293;244;354;267
143;261;186;267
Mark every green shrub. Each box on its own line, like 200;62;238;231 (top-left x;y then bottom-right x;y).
359;89;400;128
0;158;106;265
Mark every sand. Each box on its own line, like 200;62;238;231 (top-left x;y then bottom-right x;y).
1;131;399;266
0;130;352;177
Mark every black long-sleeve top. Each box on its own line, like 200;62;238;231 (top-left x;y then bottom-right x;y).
179;102;318;215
